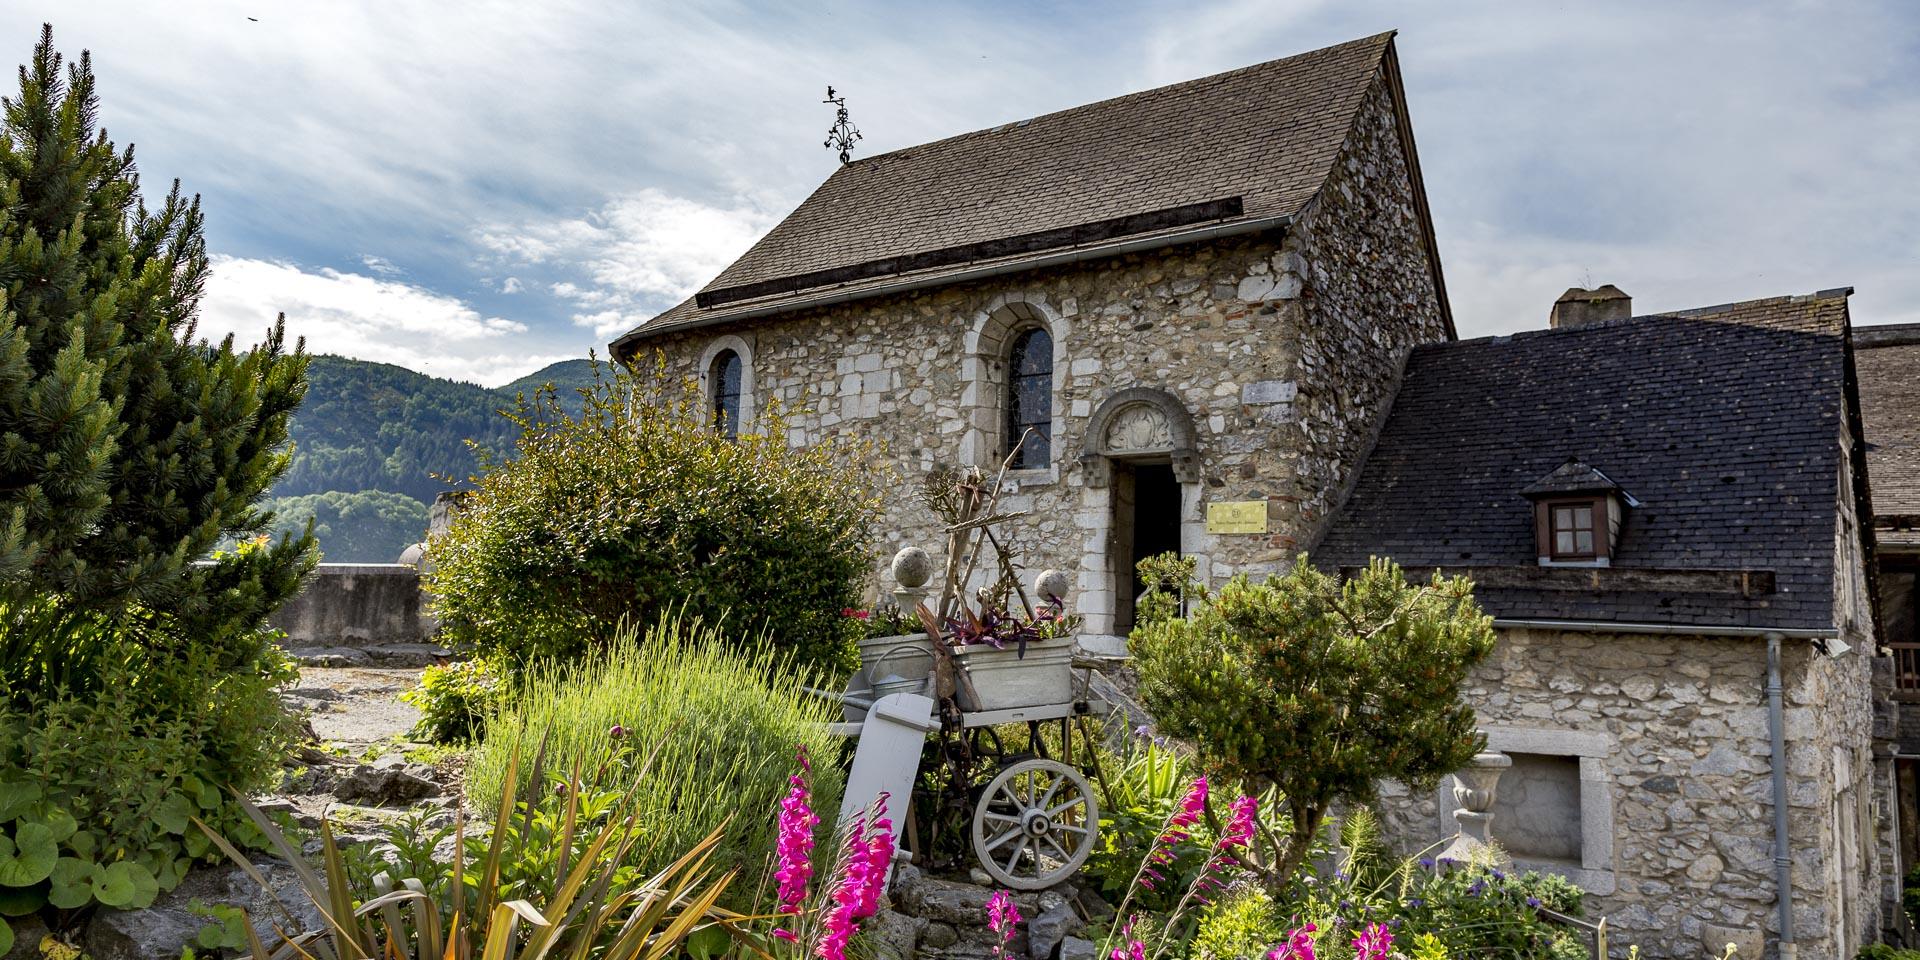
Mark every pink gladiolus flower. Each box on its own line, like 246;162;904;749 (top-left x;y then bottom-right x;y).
774;746;819;916
820;803;894;960
1352;922;1392;960
1108;914;1145;960
986;890;1020;959
1221;795;1258;850
1267;924;1317;960
1142;776;1209;888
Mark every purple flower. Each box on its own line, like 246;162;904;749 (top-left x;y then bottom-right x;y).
1527;896;1542;908
1352;922;1392;960
608;723;626;740
1266;923;1317;960
1108;915;1145;960
774;746;819;919
986;890;1021;960
1417;857;1435;869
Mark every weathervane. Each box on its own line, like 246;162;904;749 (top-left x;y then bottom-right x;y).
822;86;863;164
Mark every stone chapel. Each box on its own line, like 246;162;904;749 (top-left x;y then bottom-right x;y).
611;32;1895;959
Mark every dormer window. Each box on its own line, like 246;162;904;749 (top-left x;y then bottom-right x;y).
1522;458;1638;567
1546;498;1601;561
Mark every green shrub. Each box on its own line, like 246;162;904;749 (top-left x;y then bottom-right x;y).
401;659;501;743
1858;945;1920;960
1133;554;1495;885
1192;886;1284;960
0;618;293;938
424;364;883;673
207;749;735;960
468;614;845;905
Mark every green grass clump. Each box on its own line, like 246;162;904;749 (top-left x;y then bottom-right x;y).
469;613;846;897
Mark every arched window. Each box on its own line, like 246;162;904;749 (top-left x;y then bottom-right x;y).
1006;328;1052;467
709;348;743;437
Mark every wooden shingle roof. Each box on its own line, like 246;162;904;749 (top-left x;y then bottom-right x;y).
1857;323;1920;551
616;32;1398;344
1315;291;1857;632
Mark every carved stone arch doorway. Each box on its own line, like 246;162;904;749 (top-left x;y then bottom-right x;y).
1077;388;1202;638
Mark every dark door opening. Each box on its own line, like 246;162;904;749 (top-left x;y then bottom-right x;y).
1112;461;1181;634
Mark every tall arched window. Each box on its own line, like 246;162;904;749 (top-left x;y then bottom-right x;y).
709;348;743;437
1006;328;1052;468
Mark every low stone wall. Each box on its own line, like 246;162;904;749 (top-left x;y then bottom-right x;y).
269;564;437;656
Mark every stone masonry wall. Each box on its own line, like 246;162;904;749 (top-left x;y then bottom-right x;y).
1374;627;1879;960
629;68;1446;633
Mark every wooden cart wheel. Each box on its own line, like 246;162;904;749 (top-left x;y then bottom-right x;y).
971;757;1098;890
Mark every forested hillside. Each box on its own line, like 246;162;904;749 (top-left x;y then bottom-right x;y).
264;355;594;561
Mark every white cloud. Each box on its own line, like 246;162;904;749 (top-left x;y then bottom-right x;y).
359;254;401;277
199;255;545;386
482;188;780;338
499;276;522;294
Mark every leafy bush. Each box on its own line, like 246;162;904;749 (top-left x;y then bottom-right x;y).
424;364;883;672
468;614;846;905
401;659;501;743
205;748;736;960
1390;859;1584;959
1859;945;1920;960
0;619;293;941
1132;554;1495;884
1192;886;1283;960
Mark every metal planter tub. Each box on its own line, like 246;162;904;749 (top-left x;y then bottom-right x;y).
953;636;1077;712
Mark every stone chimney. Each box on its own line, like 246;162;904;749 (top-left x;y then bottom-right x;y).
1549;285;1632;330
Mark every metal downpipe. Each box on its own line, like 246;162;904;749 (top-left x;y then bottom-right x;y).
1768;633;1797;958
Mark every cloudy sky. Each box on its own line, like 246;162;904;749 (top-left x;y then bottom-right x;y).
13;1;1916;385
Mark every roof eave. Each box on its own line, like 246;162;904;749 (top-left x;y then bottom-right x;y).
611;213;1292;356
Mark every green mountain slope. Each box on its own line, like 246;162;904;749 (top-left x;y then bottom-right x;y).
497;358;598;397
264;354;592;562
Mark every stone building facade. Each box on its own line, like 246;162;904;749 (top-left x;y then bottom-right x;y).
613;32;1449;640
610;30;1895;960
1317;291;1891;958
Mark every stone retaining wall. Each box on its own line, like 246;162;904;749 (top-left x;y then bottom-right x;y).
269;563;435;652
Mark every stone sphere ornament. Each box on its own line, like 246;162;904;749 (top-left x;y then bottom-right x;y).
1034;569;1071;604
891;546;934;589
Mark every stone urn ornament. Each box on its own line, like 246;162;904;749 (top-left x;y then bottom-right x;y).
1435;749;1512;865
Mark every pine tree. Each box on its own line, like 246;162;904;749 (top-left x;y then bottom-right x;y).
0;25;315;673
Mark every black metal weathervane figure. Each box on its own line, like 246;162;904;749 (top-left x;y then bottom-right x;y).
823;86;862;164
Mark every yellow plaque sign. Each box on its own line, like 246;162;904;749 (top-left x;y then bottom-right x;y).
1206;500;1268;534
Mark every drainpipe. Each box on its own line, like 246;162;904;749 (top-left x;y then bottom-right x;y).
1768;632;1797;959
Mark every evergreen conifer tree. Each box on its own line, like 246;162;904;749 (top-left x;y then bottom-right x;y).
0;25;315;676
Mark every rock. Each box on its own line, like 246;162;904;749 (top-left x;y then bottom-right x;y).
333;764;441;805
1700;923;1761;959
4;914;49;960
367;643;452;666
1059;936;1099;960
922;921;960;949
1025;903;1085;960
968;867;993;887
290;646;371;667
83;860;326;960
864;908;926;960
898;876;1000;926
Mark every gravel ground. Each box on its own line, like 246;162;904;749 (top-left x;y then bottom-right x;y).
282;666;424;753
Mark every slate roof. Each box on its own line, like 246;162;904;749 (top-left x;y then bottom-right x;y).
1315;291;1856;632
1857;323;1920;551
1519;459;1630;499
615;32;1398;344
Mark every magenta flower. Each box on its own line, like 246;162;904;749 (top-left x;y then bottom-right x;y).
1221;795;1258;850
1108;915;1145;960
1266;924;1317;960
853;794;894;919
773;745;819;942
1143;776;1209;889
986;890;1021;959
1352;922;1392;960
819;805;895;960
